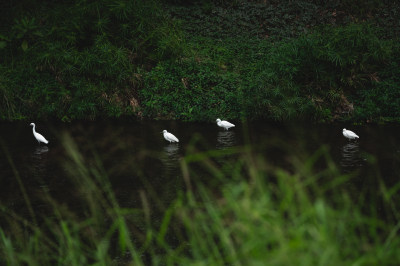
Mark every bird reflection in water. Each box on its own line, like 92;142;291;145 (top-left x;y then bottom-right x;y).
31;145;50;188
340;142;363;172
162;144;180;171
216;131;236;150
34;145;49;156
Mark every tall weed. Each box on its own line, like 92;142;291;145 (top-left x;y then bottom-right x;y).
1;133;400;264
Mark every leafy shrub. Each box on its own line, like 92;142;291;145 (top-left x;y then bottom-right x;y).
0;71;18;120
352;63;400;122
141;59;243;121
165;0;327;40
140;22;399;122
0;0;400;122
244;23;397;121
0;0;185;120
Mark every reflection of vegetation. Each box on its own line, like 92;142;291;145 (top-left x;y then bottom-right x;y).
1;135;400;264
0;1;400;122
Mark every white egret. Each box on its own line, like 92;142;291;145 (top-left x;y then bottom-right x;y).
30;123;49;144
342;128;359;141
216;118;235;130
162;130;179;143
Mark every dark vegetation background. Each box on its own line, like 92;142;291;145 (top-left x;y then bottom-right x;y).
0;0;399;122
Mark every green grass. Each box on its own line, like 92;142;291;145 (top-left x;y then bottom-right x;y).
1;134;400;265
140;22;400;122
1;1;400;122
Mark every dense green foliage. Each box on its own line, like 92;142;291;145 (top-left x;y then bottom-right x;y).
142;22;400;121
1;135;400;264
1;0;400;122
0;0;184;120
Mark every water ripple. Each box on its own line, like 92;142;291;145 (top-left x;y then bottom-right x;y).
216;131;236;150
340;142;363;172
162;144;180;171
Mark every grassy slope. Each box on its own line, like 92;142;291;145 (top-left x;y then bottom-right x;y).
0;0;400;122
145;0;400;122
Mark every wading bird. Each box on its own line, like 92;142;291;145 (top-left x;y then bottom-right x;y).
342;128;359;141
216;118;235;130
30;123;49;144
162;130;179;143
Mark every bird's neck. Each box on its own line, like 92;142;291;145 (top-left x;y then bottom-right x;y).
32;125;36;134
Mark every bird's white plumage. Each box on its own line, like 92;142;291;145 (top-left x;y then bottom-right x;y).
163;130;179;143
216;118;235;130
342;128;359;140
30;123;49;144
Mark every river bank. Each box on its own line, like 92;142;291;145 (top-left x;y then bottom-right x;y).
1;1;399;123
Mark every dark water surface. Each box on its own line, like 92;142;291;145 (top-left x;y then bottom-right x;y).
1;120;400;222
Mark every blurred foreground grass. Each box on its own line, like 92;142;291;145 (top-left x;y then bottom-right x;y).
1;133;400;265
